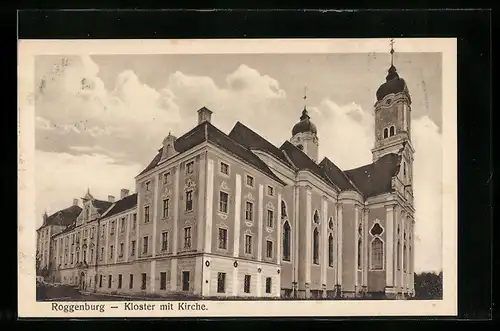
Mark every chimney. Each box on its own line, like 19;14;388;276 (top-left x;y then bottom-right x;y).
73;198;79;206
108;195;115;203
120;189;130;199
43;212;48;225
197;106;213;124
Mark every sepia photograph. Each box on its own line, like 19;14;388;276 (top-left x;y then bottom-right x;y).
18;38;457;317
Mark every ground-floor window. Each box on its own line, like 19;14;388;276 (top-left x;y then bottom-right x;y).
118;274;122;289
141;273;147;290
129;274;134;289
265;277;272;294
99;275;103;288
182;271;190;291
244;275;251;293
160;272;167;290
108;275;112;288
217;272;226;293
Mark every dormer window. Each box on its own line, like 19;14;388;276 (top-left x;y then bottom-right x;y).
163;172;171;184
145;181;150;191
389;125;395;136
383;128;389;139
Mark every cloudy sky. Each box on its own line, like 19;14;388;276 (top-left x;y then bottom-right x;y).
33;51;442;273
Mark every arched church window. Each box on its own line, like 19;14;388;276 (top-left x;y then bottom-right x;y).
403;244;407;272
390;125;395;136
313;210;320;224
328;217;334;230
357;238;362;270
282;221;291;262
397;240;401;270
328;234;334;267
281;201;287;218
383;128;389;139
371;238;384;270
313;228;319;265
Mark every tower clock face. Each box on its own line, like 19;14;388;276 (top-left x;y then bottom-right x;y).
386;98;392;105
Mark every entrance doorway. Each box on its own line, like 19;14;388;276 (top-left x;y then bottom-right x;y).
80;272;85;290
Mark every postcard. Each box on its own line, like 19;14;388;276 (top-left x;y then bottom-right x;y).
18;38;457;317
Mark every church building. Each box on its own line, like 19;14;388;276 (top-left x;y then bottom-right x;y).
38;46;415;300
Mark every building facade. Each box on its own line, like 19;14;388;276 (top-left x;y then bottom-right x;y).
37;57;415;299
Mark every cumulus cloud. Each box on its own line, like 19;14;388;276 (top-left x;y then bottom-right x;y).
35;150;141;227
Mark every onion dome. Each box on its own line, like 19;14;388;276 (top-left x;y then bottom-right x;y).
292;108;317;136
376;65;411;103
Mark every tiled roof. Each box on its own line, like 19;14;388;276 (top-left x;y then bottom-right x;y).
138;119;286;185
103;193;138;219
344;153;401;198
228;122;294;168
39;205;82;230
92;199;113;214
319;157;359;192
279;141;339;191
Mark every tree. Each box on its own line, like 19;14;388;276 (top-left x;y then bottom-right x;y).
414;271;443;299
35;254;42;276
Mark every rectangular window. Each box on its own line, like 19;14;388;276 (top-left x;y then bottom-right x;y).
185;190;193;211
76;252;79;262
267;185;274;196
119;243;124;257
245;235;252;254
108;275;112;288
244;275;251;293
267;209;274;228
182;271;190;291
129;274;134;289
141;273;147;290
144;206;150;223
101;225;105;238
186;161;194;174
118;274;122;289
184;227;192;249
246;175;254;187
163;199;170;218
160;272;167;290
131;240;136;256
120;218;125;232
145;181;150;191
245;202;253;221
100;247;104;261
71;253;74;263
109;245;114;259
219;191;228;213
217;272;226;293
99;275;103;288
220;162;229;175
90;249;94;262
266;240;273;258
143;236;149;254
110;221;115;235
218;228;228;250
161;232;168;251
265;277;272;294
163;172;171;184
132;214;137;229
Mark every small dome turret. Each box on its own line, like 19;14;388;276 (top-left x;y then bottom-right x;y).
292;108;317;136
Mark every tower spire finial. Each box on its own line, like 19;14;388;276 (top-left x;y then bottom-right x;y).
390;38;395;66
303;86;308;109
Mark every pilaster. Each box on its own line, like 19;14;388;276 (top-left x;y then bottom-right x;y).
337;203;343;287
114;221;119;264
204;159;214;253
257;184;264;261
305;186;312;297
276;193;282;263
321;196;328;295
233;174;242;257
152;176;158;258
363;207;369;287
125;214;130;262
385;204;395;288
172;166;179;255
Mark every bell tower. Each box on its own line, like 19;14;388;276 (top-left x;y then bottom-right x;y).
372;39;414;187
